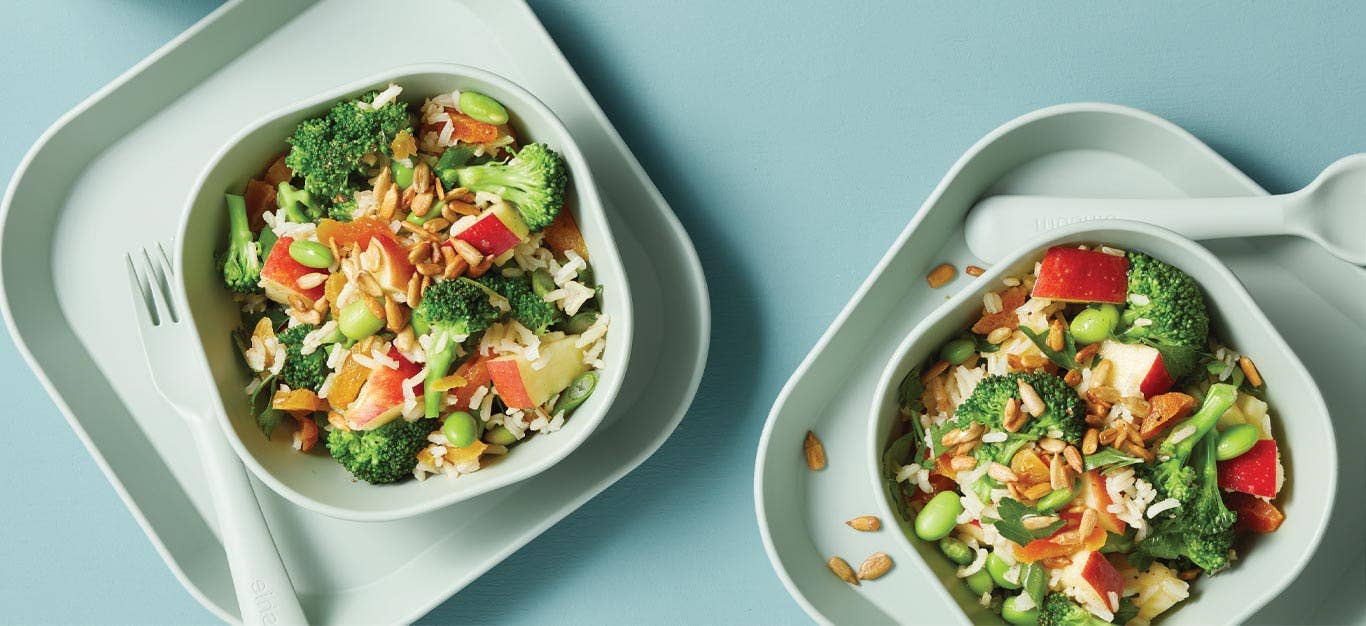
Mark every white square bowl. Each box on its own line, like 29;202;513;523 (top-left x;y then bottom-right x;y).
866;220;1335;624
174;64;633;521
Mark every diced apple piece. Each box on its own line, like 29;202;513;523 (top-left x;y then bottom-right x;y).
345;348;423;431
1031;247;1130;304
487;336;588;409
454;202;529;258
543;209;589;260
1079;470;1127;534
1099;340;1173;399
1218;439;1280;498
365;235;415;295
1226;491;1285;533
261;236;326;304
1075;551;1125;612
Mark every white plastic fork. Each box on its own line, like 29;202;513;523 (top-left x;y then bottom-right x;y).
126;244;307;626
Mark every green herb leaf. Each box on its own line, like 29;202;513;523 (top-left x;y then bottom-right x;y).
974;334;1003;354
897;366;926;416
929;421;956;458
1018;325;1077;369
248;373;285;437
985;497;1066;546
1084;446;1143;472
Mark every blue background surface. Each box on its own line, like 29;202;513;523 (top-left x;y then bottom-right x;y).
2;1;1364;623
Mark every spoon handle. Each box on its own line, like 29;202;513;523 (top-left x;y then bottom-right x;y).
964;195;1290;262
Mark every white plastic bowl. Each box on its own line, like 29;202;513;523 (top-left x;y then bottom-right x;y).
867;220;1335;624
175;64;633;521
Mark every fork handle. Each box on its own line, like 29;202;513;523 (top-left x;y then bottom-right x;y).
190;422;309;626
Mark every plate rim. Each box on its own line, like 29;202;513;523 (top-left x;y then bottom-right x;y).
0;0;711;621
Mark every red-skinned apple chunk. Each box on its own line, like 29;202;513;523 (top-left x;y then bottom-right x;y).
453;203;529;258
487;336;588;410
1079;470;1127;534
1098;339;1173;398
344;348;423;431
1218;438;1280;498
1075;551;1125;612
1031;247;1129;304
261;236;326;304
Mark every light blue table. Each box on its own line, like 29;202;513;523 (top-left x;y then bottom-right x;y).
2;1;1363;623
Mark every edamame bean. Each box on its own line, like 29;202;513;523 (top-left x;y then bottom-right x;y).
1070;304;1119;345
485;425;518;446
1035;487;1074;513
531;269;556;298
553;371;598;416
563;311;600;334
407;207;437;225
1216;424;1260;460
965;568;995;596
1002;595;1039;625
1022;563;1046;604
441;411;478;448
938;536;975;565
458;91;509;125
338;298;384;340
288;239;334;269
986;553;1022;590
914;491;963;541
392;160;414;189
940;338;976;366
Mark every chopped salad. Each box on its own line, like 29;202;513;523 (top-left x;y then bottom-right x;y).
221;84;609;484
883;245;1284;625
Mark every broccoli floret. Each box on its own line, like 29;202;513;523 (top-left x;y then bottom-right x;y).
276;181;319;223
328;196;357;222
1135;424;1238;572
277;324;328;391
1135;385;1239;572
454;143;567;230
1121;252;1210;380
219;193;263;294
326;417;437;484
479;273;561;334
412;278;502;417
285;91;412;202
1038;593;1110;626
954;372;1086;445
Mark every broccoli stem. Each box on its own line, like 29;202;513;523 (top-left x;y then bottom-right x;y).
227;193;251;244
1161;383;1237;462
423;335;458;418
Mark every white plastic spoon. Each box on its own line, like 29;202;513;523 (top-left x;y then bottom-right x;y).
964;154;1366;265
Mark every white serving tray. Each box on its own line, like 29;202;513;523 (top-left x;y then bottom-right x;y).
754;103;1366;625
0;0;708;623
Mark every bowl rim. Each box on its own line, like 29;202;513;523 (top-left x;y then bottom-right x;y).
172;62;635;521
864;218;1337;623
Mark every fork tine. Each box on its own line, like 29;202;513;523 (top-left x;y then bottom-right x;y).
125;252;159;327
156;241;175;277
149;243;180;323
140;248;176;325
